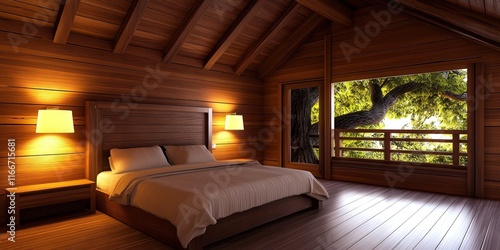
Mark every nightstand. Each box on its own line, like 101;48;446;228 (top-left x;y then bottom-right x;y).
5;179;95;226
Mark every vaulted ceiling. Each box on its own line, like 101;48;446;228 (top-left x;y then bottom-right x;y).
1;0;499;79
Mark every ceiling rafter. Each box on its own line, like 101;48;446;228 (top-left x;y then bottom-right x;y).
114;0;151;54
163;0;216;63
366;0;500;52
295;0;352;26
53;0;81;44
234;2;301;76
484;0;500;18
258;13;326;79
203;0;267;70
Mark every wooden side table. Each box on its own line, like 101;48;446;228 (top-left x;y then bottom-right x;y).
5;179;95;226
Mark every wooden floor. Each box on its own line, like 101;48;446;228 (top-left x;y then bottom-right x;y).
0;211;173;250
1;179;500;249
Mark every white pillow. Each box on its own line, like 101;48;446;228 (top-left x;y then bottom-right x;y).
109;145;169;173
164;145;216;165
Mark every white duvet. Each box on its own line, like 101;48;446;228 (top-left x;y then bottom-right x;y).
98;161;329;248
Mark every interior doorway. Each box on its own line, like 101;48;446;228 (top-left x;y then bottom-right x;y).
283;80;323;177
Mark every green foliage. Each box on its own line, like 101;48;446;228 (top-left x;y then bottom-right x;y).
334;70;468;130
311;102;319;124
331;69;468;166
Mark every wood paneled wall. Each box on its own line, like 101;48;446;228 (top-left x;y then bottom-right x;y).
483;62;500;199
0;30;264;222
262;25;328;166
264;6;500;199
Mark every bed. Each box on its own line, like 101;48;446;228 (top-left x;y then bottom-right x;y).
85;101;328;249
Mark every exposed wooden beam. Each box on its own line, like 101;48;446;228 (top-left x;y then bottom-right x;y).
203;0;267;70
295;0;352;26
53;0;80;44
258;13;326;79
163;0;216;63
367;0;500;52
484;0;500;18
114;0;151;54
234;2;301;76
322;32;332;179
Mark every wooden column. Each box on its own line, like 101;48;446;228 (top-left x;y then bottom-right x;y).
323;33;332;179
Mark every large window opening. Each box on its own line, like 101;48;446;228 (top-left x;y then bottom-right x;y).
331;69;468;167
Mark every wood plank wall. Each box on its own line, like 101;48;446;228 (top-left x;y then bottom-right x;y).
484;62;500;200
262;24;329;166
264;6;500;199
0;31;264;223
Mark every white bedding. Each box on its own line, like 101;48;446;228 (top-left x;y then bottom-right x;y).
97;161;329;248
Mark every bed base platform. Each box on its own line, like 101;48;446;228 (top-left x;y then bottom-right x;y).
96;190;319;249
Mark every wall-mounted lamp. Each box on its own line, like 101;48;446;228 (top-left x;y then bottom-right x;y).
225;113;244;130
36;107;74;133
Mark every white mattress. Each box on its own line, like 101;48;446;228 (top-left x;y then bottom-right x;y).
96;161;329;248
96;170;120;194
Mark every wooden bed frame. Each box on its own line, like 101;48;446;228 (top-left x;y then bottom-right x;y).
85;101;320;249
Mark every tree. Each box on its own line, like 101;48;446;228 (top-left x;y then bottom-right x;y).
333;79;419;129
291;70;468;164
333;70;468;130
290;86;319;163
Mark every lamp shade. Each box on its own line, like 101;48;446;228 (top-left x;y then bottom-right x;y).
225;114;244;130
36;109;74;133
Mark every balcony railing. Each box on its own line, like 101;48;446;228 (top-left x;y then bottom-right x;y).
332;129;468;167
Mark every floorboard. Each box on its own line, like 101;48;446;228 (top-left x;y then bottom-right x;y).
1;179;500;250
482;207;500;250
350;192;436;249
459;199;498;249
0;211;173;250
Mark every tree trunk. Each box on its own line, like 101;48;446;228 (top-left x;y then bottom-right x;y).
290;87;319;164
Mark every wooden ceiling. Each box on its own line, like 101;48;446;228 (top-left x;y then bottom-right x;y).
1;0;499;79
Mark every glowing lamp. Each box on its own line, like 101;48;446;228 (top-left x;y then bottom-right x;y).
36;108;74;133
224;114;244;130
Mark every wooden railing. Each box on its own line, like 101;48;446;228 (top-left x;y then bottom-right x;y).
332;129;468;166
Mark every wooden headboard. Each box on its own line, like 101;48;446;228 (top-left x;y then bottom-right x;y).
85;101;212;181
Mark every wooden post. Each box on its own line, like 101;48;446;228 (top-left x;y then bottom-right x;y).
334;129;340;157
384;132;391;161
453;133;460;166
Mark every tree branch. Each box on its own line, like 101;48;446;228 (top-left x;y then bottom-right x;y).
441;91;467;101
380;78;388;88
334;81;420;129
370;80;383;106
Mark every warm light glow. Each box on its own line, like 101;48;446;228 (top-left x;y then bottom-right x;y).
214;131;238;144
26;135;74;155
36;109;74;133
30;88;69;103
211;103;236;113
225;114;244;130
